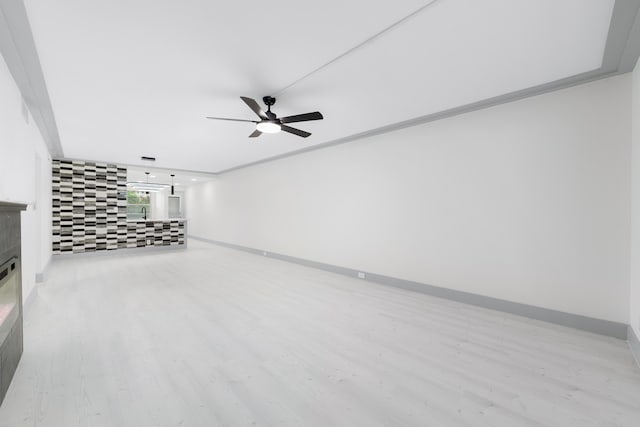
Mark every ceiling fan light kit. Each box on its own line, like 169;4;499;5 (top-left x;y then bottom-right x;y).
256;121;281;134
207;96;323;139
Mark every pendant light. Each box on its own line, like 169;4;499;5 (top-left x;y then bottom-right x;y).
171;174;175;195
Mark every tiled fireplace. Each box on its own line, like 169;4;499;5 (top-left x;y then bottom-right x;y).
0;202;26;405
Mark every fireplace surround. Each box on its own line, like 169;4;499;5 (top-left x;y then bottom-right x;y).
0;202;26;405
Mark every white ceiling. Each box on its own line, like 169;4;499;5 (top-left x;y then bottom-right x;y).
24;0;615;173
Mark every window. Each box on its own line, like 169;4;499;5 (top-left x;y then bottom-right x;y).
127;191;151;220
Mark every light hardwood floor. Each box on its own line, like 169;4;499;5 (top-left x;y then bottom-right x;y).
0;240;639;426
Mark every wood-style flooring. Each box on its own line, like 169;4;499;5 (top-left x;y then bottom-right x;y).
0;240;639;426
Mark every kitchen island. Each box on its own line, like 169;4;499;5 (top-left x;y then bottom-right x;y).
125;218;186;248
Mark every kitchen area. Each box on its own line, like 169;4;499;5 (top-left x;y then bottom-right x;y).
51;160;211;254
125;168;188;249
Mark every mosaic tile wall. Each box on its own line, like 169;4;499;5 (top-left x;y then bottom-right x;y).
52;159;185;254
52;160;127;253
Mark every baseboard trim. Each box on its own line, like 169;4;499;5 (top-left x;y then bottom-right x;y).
35;257;51;283
629;327;640;370
190;235;628;340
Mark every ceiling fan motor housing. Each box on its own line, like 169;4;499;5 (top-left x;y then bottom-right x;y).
263;96;276;107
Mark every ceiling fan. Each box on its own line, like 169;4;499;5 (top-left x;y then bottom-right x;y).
207;96;323;138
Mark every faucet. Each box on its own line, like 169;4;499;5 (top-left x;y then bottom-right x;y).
142;206;147;220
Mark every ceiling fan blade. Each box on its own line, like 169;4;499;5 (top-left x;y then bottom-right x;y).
279;111;323;124
240;96;268;119
281;125;311;138
249;129;262;138
207;116;258;123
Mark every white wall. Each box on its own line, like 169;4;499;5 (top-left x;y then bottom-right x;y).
631;61;640;339
149;189;186;219
150;189;169;220
187;74;631;324
0;54;52;305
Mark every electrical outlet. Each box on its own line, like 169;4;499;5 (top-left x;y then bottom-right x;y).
357;272;365;279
